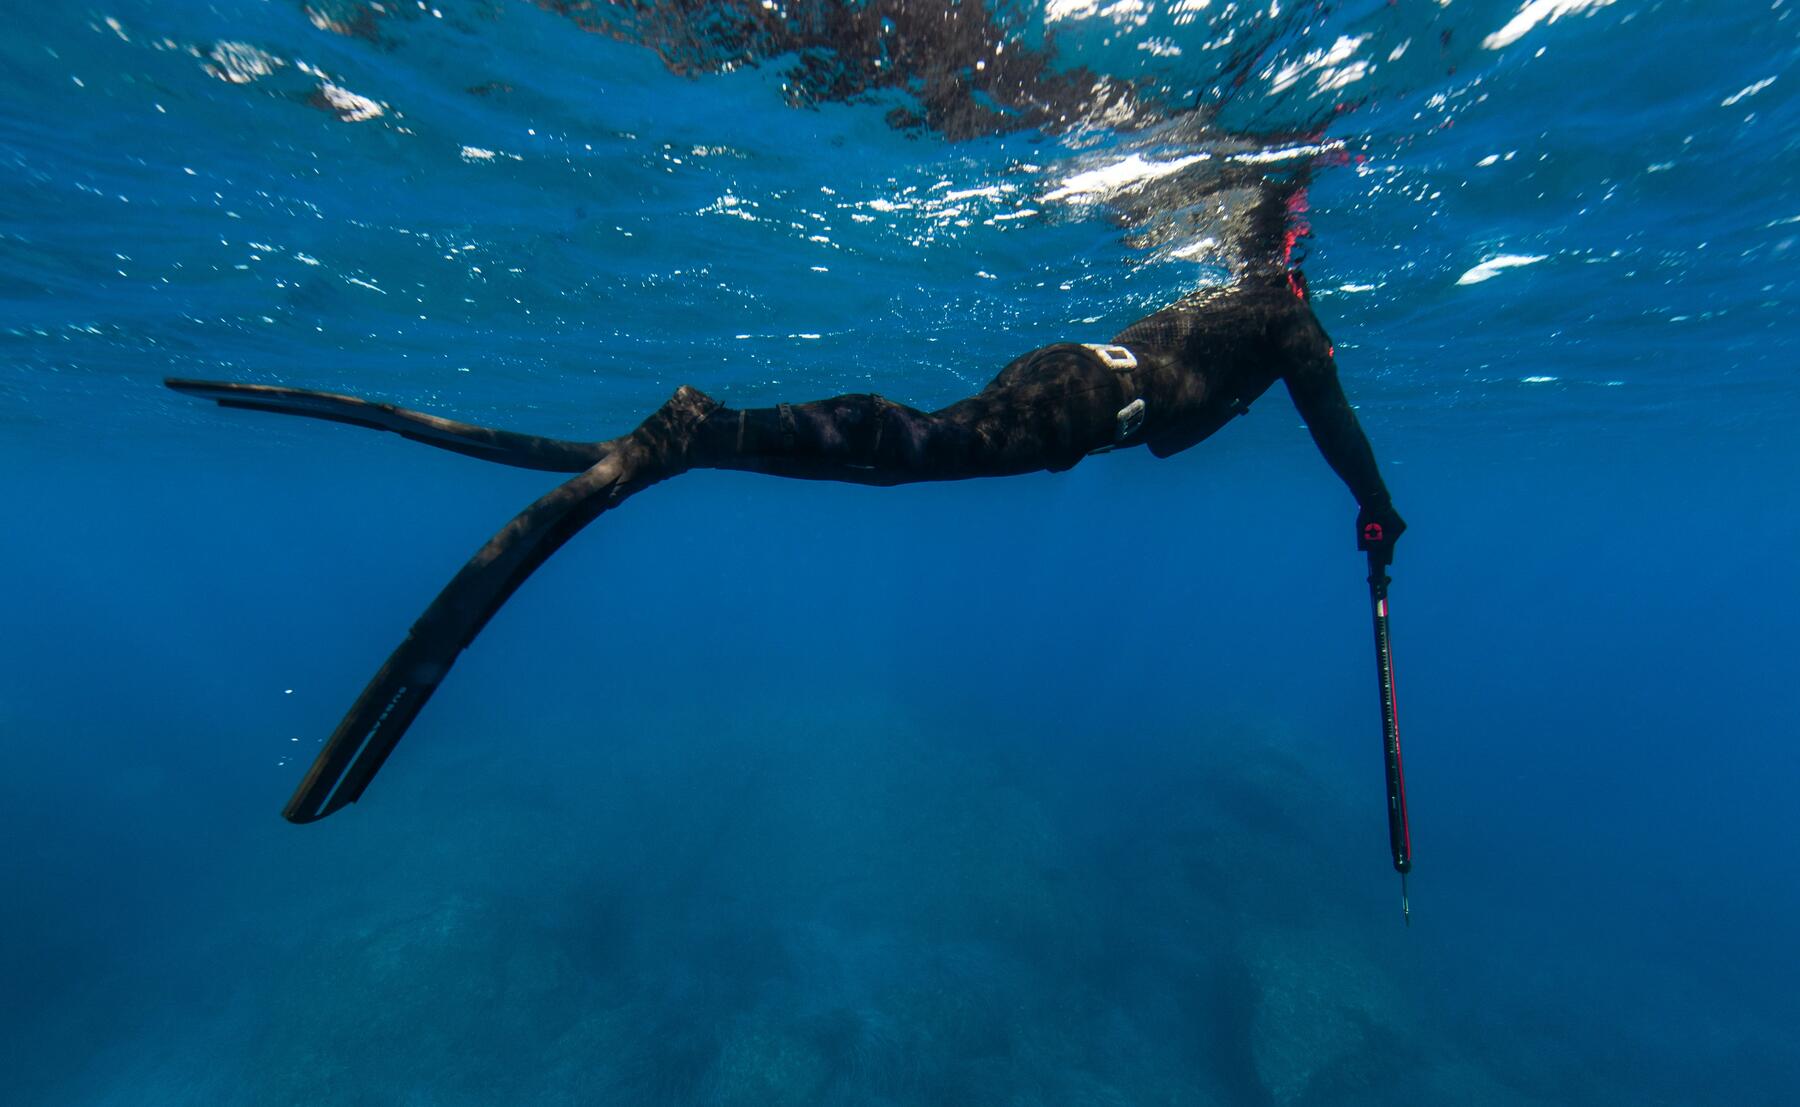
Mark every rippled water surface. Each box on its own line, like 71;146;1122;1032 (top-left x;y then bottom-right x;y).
3;2;1797;1105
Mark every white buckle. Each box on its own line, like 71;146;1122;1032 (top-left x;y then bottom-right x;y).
1115;398;1146;442
1083;343;1137;371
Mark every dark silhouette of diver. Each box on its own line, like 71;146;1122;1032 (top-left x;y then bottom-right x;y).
167;242;1405;822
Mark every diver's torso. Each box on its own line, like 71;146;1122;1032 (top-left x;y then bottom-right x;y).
1110;268;1321;458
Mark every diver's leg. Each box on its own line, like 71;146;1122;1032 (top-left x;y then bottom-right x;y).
165;378;606;473
688;344;1129;485
282;386;718;822
268;342;1126;820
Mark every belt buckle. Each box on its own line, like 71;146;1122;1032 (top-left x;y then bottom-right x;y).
1115;397;1146;442
1083;343;1138;371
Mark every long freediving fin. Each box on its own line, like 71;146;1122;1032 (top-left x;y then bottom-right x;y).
165;378;604;473
283;458;630;822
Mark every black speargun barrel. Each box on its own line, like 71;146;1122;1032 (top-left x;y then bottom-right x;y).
1368;555;1413;923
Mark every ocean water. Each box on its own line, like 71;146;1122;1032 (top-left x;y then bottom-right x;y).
4;1;1798;1104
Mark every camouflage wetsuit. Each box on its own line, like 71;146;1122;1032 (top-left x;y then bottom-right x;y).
668;266;1400;540
167;263;1405;823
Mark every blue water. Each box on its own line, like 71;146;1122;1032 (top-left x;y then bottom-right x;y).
4;1;1798;1103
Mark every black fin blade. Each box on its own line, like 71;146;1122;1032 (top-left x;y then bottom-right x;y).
283;633;452;822
165;378;601;472
281;460;626;823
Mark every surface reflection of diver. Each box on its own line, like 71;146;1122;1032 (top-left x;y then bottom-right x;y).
168;230;1404;822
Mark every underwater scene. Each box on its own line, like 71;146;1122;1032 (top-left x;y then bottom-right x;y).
3;1;1797;1103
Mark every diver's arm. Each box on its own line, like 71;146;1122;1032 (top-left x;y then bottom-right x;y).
1281;340;1406;557
1282;353;1391;509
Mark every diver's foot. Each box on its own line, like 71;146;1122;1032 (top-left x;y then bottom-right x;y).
603;385;723;480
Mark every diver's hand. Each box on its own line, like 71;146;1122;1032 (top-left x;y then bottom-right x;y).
1357;500;1406;564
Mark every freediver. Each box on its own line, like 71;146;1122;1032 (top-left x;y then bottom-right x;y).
166;181;1405;823
169;0;1409;821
